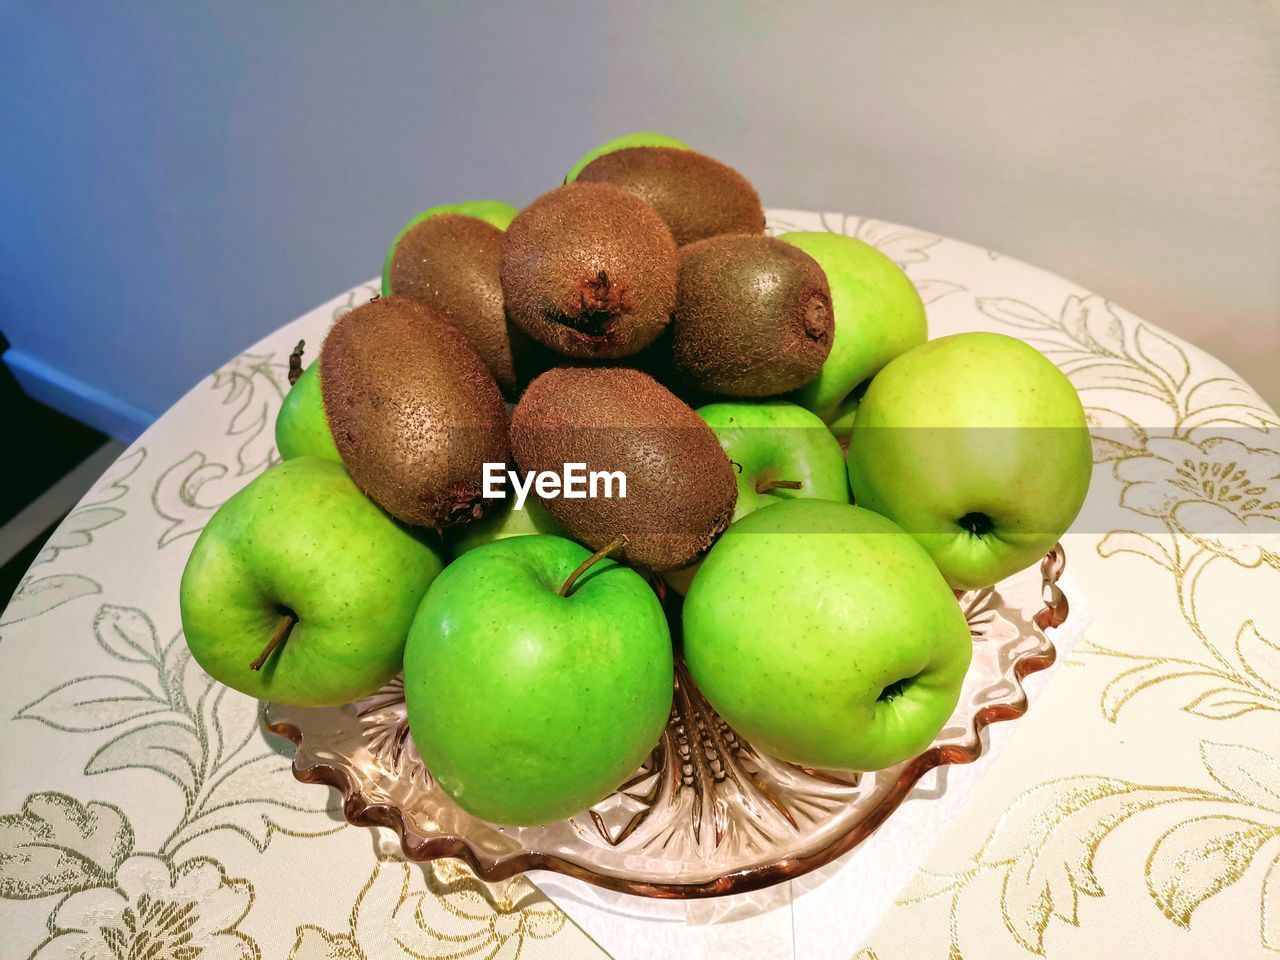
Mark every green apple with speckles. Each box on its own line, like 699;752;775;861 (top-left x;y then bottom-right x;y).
444;492;564;558
779;232;927;439
683;499;971;771
564;131;691;182
848;331;1091;591
179;456;445;706
663;400;850;594
699;400;850;520
381;200;518;296
404;534;673;825
275;362;341;463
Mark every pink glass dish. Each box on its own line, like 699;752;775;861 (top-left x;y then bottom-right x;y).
264;546;1066;898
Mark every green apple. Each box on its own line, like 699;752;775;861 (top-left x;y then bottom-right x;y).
663;400;852;595
778;232;927;437
445;492;564;558
275;361;341;462
683;499;971;771
699;400;850;520
824;380;870;443
404;534;673;825
564;131;691;182
180;456;445;706
848;331;1091;591
381;200;518;296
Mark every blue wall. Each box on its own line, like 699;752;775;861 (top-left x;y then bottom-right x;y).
3;2;1277;439
3;3;666;437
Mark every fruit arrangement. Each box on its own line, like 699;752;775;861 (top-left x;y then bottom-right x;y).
180;132;1092;831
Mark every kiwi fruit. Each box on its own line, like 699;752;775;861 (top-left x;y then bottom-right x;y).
670;234;833;397
320;296;509;528
500;182;677;360
565;131;691;182
383;213;531;396
510;366;737;571
576;147;765;245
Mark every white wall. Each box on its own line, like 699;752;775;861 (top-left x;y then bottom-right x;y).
2;1;1276;438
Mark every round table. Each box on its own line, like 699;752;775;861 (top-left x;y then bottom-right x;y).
3;210;1276;960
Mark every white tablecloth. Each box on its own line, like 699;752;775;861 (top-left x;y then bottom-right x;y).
3;209;1276;959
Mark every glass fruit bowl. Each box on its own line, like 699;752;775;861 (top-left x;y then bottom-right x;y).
264;545;1066;898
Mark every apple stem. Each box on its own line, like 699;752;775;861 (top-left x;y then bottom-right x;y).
287;340;306;387
250;613;297;671
755;478;803;494
558;537;627;598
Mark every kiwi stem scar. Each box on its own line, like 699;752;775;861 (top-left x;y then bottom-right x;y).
250;613;297;671
756;479;803;494
287;340;306;387
558;537;628;598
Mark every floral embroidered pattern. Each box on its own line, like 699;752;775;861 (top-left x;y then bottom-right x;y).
4;215;1274;958
1116;436;1280;569
33;854;256;960
896;741;1280;955
289;857;566;960
870;281;1279;958
0;285;592;959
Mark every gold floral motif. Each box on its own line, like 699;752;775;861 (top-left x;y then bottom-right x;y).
983;290;1280;722
1085;615;1280;724
32;854;257;960
980;294;1275;428
881;291;1280;959
1146;814;1278;928
9;222;1278;959
1115;436;1280;569
896;741;1280;957
0;323;592;959
290;856;566;960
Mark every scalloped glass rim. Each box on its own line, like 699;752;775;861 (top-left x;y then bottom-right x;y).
264;545;1066;899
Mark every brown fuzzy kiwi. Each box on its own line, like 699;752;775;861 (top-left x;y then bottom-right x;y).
320;296;509;528
384;213;524;396
510;366;737;571
670;234;833;397
500;182;677;360
576;147;765;245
